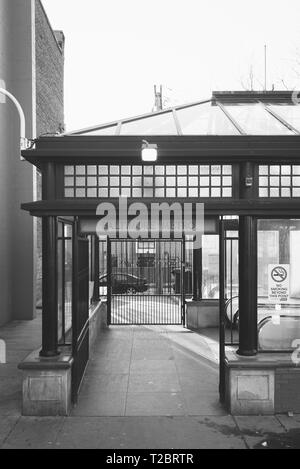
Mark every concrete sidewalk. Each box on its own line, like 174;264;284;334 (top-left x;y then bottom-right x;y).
1;317;300;449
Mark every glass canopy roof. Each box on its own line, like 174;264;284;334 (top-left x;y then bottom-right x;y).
65;94;300;137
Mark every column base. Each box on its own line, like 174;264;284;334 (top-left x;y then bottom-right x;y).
186;299;219;330
18;347;73;416
224;348;300;415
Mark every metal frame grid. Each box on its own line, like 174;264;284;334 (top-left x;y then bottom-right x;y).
64;164;233;199
259;164;300;198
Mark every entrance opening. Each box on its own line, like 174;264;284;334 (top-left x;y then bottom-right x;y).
107;239;186;325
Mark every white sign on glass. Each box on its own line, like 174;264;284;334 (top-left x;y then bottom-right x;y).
268;264;290;304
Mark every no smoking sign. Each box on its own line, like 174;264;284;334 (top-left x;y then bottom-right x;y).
268;264;290;304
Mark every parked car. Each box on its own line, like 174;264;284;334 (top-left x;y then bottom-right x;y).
99;272;148;294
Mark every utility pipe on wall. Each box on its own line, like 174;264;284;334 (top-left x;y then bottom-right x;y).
0;87;30;153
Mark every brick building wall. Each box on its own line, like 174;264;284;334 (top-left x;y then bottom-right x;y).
35;0;65;305
35;0;64;137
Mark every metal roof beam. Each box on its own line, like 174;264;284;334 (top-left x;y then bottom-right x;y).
262;103;300;135
172;109;182;135
215;101;246;135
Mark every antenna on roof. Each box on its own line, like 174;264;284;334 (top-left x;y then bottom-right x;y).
153;85;163;112
264;44;267;92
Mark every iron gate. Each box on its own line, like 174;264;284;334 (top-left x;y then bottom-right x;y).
107;239;185;325
219;219;239;402
72;225;89;403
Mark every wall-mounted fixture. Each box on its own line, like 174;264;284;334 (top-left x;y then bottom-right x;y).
141;140;158;162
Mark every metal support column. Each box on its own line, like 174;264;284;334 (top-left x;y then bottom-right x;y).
192;248;202;301
40;216;59;357
237;216;258;356
92;236;100;302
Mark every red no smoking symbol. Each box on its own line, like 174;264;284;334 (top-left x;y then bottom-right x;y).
271;266;287;283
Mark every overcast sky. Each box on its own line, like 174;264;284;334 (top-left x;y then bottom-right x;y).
42;0;300;132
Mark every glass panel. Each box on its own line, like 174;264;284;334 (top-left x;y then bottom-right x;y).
99;165;108;175
87;176;97;186
223;165;232;175
121;188;131;197
64;238;73;335
76;165;86;175
189;188;198;197
269;104;300;132
166;188;176;197
133;177;142;186
65;166;74;175
110;177;119;186
177;165;187;175
189;165;199;175
120;112;177;135
121;166;131;175
166;166;176;175
87;166;97;175
57;237;63;342
99;177;108;186
178;177;187;186
155;166;165;175
99;188;108;197
81;125;117;136
87;188;97;197
110;166;119;175
76;177;85;186
144;188;154;197
132;188;142;197
282;188;291;197
144;166;154;175
189;176;198;186
110;188;120;197
155;188;165;197
202;235;220;298
211;165;221;175
199;188;209;197
177;102;239;135
155;177;165;186
178;188;187;197
166;177;176;186
259;188;268;197
121;177;131;186
224;104;293;135
259;166;268;175
211;188;221;197
143;177;153;187
65;188;74;197
257;220;300;351
76;188;86;197
133;166;143;175
222;188;232;197
200;166;210;175
65;177;74;187
282;165;291;175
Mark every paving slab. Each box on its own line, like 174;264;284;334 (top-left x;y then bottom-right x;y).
80;373;129;394
128;372;181;393
277;414;300;430
130;359;177;375
125;392;186;416
234;416;286;449
87;358;130;375
1;417;64;449
72;392;127;417
0;416;20;448
55;416;246;449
